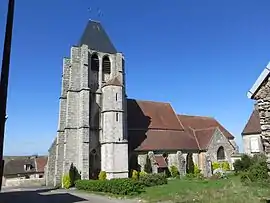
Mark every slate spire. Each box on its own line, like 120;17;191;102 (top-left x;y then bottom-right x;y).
79;20;117;54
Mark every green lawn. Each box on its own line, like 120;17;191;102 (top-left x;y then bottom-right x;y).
138;176;270;203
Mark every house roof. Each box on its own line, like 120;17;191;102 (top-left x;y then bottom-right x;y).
4;158;36;176
79;20;117;54
177;115;234;139
242;109;261;135
247;62;270;99
3;156;48;176
127;99;234;152
36;157;48;172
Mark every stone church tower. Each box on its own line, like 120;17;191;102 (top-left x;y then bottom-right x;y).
46;20;129;186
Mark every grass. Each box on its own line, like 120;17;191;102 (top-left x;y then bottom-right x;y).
137;176;270;203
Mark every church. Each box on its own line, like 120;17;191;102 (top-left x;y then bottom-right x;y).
45;20;239;186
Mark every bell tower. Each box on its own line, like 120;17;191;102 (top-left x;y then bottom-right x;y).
80;20;129;179
47;20;129;187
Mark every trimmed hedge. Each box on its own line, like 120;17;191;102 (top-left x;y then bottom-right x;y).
75;173;168;195
139;173;167;187
75;178;144;195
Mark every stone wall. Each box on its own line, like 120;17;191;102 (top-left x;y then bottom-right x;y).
46;138;56;186
100;52;129;179
4;177;45;188
252;77;270;171
206;128;235;165
138;151;201;177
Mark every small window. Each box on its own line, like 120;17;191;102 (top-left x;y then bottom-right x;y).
116;93;118;101
116;113;119;121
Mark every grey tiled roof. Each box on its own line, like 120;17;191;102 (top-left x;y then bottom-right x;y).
79;20;117;54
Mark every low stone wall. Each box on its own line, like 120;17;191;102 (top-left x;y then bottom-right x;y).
4;178;45;187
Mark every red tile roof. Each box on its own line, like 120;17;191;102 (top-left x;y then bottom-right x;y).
194;128;217;150
154;155;167;168
35;157;47;172
130;129;199;151
127;99;234;152
127;99;184;131
177;115;234;139
242;109;261;135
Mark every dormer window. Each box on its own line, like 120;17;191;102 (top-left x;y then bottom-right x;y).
24;164;33;171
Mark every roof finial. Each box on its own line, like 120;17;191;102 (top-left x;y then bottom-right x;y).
88;7;92;20
87;6;103;22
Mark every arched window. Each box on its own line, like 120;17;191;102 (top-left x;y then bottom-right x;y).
91;53;99;72
89;53;99;90
217;146;225;160
102;55;111;82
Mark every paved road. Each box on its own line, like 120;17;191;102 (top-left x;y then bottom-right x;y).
0;187;140;203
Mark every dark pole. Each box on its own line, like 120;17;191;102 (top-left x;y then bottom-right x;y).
0;0;15;190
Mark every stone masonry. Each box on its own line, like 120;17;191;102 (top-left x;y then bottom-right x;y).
46;21;129;186
251;77;270;173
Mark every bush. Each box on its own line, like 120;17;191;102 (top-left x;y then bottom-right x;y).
241;155;268;182
212;161;230;171
144;156;152;173
69;163;81;187
221;161;231;171
212;162;220;170
139;173;167;187
233;154;252;173
98;171;107;180
75;178;144;195
186;153;195;174
194;164;201;175
131;170;139;180
170;165;179;177
139;171;147;177
62;174;71;189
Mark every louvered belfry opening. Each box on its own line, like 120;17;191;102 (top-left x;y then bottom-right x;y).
102;55;111;82
91;53;99;72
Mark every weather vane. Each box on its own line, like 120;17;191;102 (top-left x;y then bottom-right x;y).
88;7;103;21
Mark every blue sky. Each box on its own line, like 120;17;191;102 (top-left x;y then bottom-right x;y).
0;0;269;155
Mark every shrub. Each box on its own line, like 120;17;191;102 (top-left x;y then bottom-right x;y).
131;170;139;180
221;161;230;171
170;165;179;177
139;173;167;187
212;161;230;171
144;156;152;173
98;171;107;180
238;154;269;184
139;171;147;177
62;174;71;189
212;162;220;170
75;178;144;195
241;155;268;182
233;154;252;173
186;153;195;174
69;163;81;187
194;164;201;175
